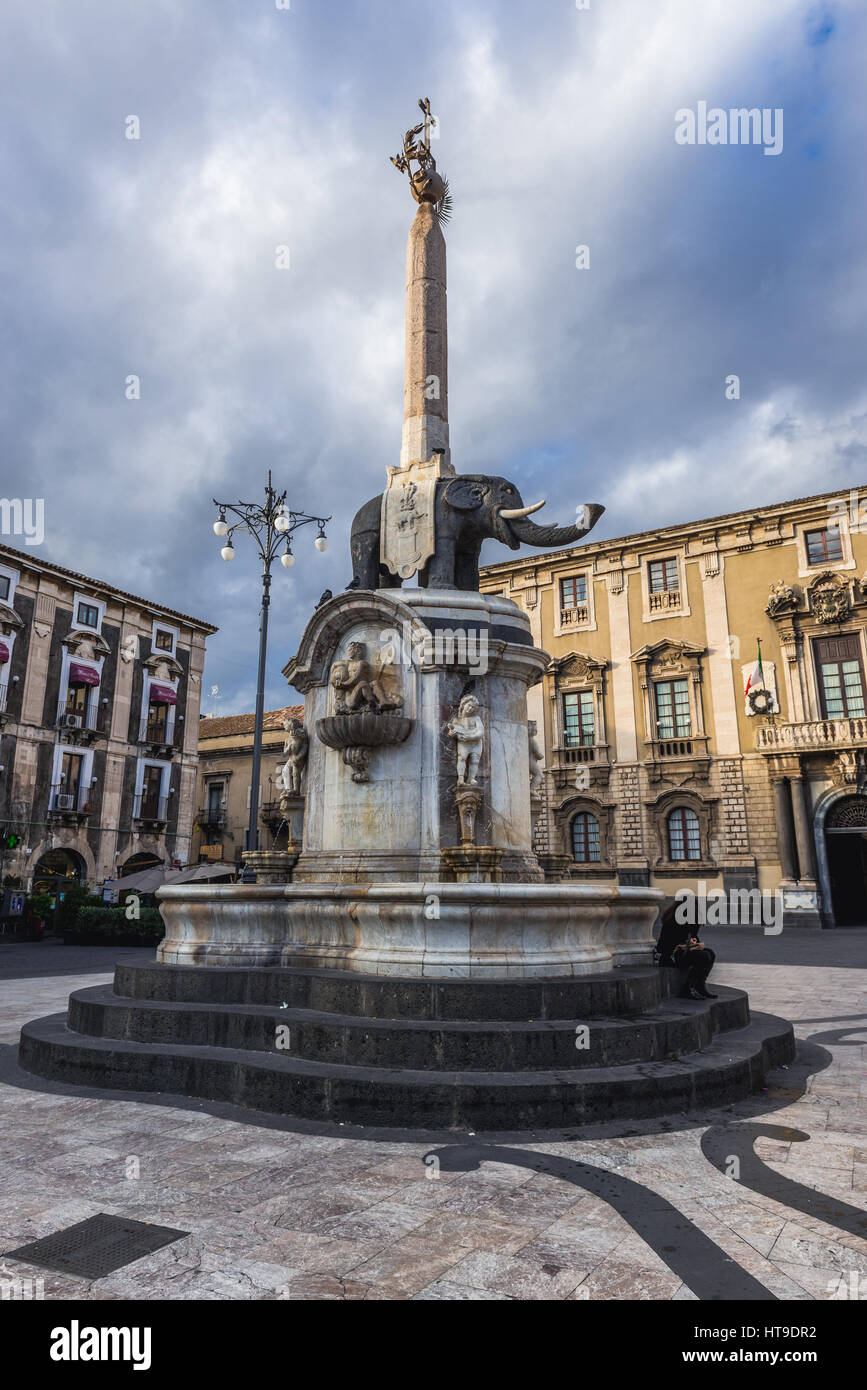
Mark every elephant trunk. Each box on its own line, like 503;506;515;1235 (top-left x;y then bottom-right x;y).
507;503;605;549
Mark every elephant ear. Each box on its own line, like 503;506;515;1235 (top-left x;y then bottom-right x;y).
443;478;488;511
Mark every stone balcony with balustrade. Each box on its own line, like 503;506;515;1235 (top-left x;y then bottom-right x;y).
550;741;611;788
648;589;682;614
755;717;867;754
559;604;590;628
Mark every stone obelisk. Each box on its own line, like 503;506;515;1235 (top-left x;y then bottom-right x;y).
381;100;455;582
402;198;450;470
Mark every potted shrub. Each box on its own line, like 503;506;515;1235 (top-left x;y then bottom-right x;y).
62;905;165;946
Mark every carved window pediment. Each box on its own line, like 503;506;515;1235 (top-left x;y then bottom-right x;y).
631;638;705;678
0;602;24;636
63;628;111;658
144;652;184;680
549;650;607;689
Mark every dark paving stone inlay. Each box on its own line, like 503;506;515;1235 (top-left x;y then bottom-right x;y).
6;1213;188;1280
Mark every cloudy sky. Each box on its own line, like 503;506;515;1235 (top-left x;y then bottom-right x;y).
2;0;864;712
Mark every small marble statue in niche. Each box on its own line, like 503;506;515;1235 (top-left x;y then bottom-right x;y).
528;719;544;796
278;716;308;795
330;641;403;714
447;694;484;785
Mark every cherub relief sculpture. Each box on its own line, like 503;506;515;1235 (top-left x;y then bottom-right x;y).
447;694;485;785
330;642;403;714
278;716;308;796
528;719;545;796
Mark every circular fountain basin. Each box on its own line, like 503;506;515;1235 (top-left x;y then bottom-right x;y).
156;880;663;977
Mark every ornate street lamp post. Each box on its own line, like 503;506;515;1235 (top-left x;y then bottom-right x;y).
212;471;330;858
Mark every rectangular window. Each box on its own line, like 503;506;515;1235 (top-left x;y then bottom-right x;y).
814;635;866;719
154;629;174;652
77;601;99;629
654;679;691;739
805;527;844;566
560;575;588;609
207;782;225;817
668;808;701;861
146;701;169;741
563;691;595;747
59;752;83;805
572;812;601;863
141;765;163;818
65;683;89;716
0;576;9;601
648;557;679;593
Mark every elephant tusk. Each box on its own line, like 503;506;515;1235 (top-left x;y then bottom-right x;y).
499;500;546;520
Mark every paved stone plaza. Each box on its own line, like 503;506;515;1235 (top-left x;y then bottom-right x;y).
1;932;865;1301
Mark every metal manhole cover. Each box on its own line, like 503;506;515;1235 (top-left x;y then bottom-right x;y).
6;1214;189;1280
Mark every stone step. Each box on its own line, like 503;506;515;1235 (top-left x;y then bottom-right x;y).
68;983;749;1072
113;961;672;1021
19;1010;794;1131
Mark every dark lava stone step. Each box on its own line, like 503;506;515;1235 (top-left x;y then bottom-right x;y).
18;1010;796;1131
68;983;749;1072
113;961;672;1021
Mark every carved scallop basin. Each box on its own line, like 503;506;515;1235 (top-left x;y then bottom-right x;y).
316;711;413;748
315;711;414;782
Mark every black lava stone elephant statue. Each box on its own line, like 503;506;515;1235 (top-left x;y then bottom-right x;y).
349;474;604;591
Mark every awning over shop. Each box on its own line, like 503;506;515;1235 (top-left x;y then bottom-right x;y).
69;661;100;686
180;862;236;882
0;642;9;663
150;683;177;705
103;861;236;896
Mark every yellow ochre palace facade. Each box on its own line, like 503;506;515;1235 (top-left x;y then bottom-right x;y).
479;487;867;927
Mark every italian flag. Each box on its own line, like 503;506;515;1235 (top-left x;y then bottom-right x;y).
745;643;764;696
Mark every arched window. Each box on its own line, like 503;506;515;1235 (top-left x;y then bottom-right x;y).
571;811;600;862
667;806;701;861
120;851;163;877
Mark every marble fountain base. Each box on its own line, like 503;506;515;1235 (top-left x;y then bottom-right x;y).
153;879;661;976
18;880;794;1131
